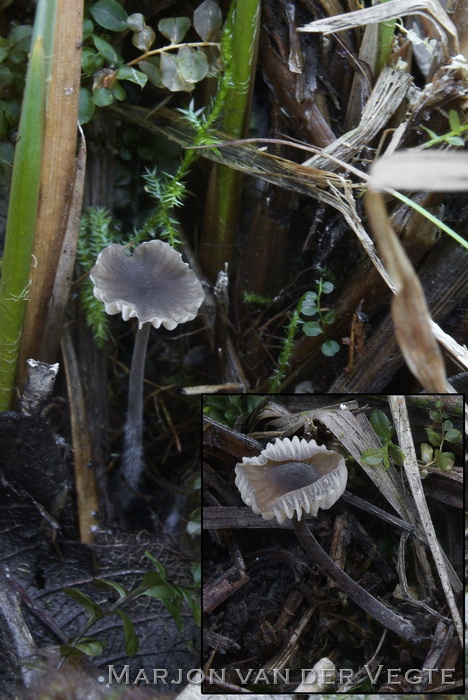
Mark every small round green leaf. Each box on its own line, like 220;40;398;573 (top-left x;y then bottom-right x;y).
83;19;94;40
194;0;223;41
78;87;96;124
301;304;317;316
361;448;384;465
321;339;340;356
177;46;208;83
369;409;394;441
110;81;126;100
115;65;148;88
127;13;145;31
425;427;441;447
81;48;105;75
92;34;121;67
321;281;334;294
160;52;194;92
158;17;191;44
7;24;32;64
139;58;164;88
434;450;455;470
303;321;322;337
131;22;156;52
0;37;11;63
322;309;337;324
420;442;433;464
89;0;128;32
92;86;115;106
444;428;461;444
388;442;404;466
303;291;318;303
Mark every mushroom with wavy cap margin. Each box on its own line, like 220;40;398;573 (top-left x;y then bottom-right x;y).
90;239;204;493
235;435;418;640
235;435;347;524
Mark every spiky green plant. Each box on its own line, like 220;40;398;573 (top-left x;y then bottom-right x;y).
76;207;120;347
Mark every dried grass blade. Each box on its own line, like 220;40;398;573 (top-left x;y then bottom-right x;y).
388;396;463;644
392;285;449;393
309;407;443;592
430;322;468;371
308;407;416;520
298;0;459;57
303;68;412;169
115;105;468;374
370;150;468;191
365;190;451;393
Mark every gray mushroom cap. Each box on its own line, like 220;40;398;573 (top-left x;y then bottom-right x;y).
235;436;348;524
89;240;204;330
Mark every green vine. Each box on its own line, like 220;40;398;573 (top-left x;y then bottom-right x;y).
136;7;233;248
419;399;462;470
299;276;340;357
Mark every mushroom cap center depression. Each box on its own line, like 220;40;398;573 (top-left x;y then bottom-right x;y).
245;455;337;512
117;259;189;320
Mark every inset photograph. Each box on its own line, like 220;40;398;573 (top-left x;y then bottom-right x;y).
202;394;464;694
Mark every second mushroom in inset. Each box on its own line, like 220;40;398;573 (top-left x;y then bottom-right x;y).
235;435;418;640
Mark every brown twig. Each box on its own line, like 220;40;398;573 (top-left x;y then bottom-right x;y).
292;514;419;640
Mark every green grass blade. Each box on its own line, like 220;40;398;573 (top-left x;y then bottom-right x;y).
0;0;57;409
376;0;397;74
210;0;260;275
32;0;58;83
391;189;468;250
0;36;46;409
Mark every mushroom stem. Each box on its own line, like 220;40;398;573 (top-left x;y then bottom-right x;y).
292;515;418;640
123;321;151;489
